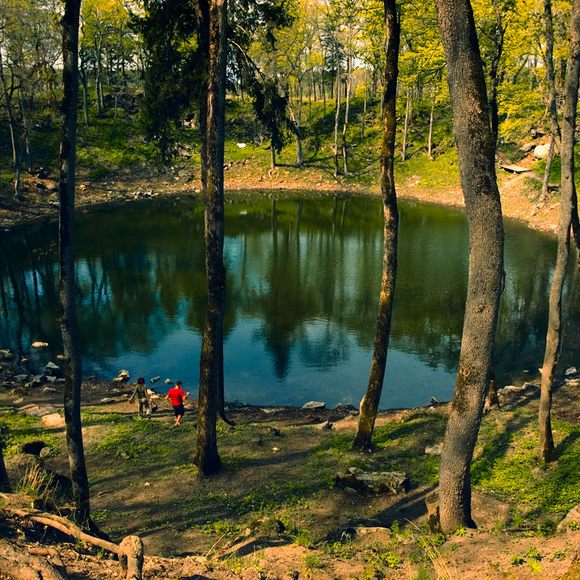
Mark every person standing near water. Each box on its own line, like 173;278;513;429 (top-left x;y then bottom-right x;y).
165;381;190;426
129;377;152;419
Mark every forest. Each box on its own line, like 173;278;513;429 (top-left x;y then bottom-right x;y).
0;0;579;578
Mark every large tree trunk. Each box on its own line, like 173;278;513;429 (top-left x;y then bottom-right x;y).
353;0;400;451
59;0;91;524
541;0;561;198
194;0;228;476
539;0;580;463
434;0;505;533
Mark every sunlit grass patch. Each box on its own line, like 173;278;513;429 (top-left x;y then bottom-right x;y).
0;409;60;458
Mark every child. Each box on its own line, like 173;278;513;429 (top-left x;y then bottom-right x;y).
165;380;190;426
129;377;151;419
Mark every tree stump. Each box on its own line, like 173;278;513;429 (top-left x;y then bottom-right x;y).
119;535;144;580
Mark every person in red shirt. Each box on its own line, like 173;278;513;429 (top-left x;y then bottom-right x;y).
165;381;190;426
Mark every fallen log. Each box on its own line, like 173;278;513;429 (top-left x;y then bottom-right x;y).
0;493;143;579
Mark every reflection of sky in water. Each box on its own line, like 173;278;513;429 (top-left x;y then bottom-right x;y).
1;196;574;410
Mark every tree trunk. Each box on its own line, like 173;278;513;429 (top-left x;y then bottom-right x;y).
341;55;352;176
333;59;341;177
353;0;400;451
542;0;561;198
428;95;435;160
295;81;304;166
434;0;505;533
59;0;91;524
401;88;411;161
0;51;21;199
0;427;10;492
539;0;580;463
361;69;367;140
194;0;228;477
489;0;505;152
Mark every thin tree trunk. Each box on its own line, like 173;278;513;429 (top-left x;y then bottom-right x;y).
489;0;505;152
60;0;90;524
428;94;435;160
434;0;505;533
295;80;304;166
333;59;341;177
353;0;400;451
0;426;10;492
341;56;352;176
194;0;228;476
401;89;411;161
539;0;580;463
0;52;21;199
361;69;367;140
542;0;561;198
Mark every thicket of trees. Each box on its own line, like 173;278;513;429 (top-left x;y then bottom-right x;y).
0;0;578;536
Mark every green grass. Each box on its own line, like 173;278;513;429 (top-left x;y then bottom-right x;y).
0;409;60;458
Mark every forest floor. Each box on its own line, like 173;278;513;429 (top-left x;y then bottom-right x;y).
0;371;579;579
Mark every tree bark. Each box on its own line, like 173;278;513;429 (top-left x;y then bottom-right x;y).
541;0;561;198
194;0;228;476
489;0;506;152
539;0;580;463
341;55;352;176
59;0;91;524
353;0;400;451
428;94;435;160
296;79;304;166
434;0;505;533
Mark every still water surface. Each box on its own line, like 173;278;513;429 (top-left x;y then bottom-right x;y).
1;195;577;408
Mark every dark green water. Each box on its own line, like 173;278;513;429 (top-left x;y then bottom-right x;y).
1;195;577;408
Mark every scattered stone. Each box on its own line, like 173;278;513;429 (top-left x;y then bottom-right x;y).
519;142;535;153
499;385;522;394
269;427;281;436
333;403;358;415
20;357;28;364
354;526;391;542
564;367;577;378
14;374;29;383
261;408;279;415
565;378;580;387
31;375;46;386
533;143;551;159
100;397;115;403
164;378;173;385
12;398;24;405
46;376;58;384
0;349;14;360
41;412;65;429
113;369;130;383
430;396;443;405
120;451;131;460
31;342;49;349
425;443;443;455
318;420;334;430
150;376;161;384
42;387;57;393
144;481;151;487
44;362;62;377
557;505;580;531
302;401;326;410
272;447;280;453
335;467;410;496
522;382;539;390
56;354;66;361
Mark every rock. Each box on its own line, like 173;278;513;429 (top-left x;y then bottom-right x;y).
31;375;46;386
31;342;49;349
533;143;551;159
164;378;173;384
44;362;62;377
557;505;580;531
318;420;334;430
42;387;57;393
272;447;280;453
335;467;410;496
565;378;580;387
12;398;24;405
430;396;443;405
0;349;14;360
46;376;58;384
56;354;66;361
333;403;358;415
302;401;326;410
522;382;539;390
113;369;130;383
354;526;391;542
564;367;577;378
100;397;115;403
269;427;281;436
519;142;536;153
499;385;522;394
41;413;65;429
150;376;161;384
425;443;443;455
14;374;29;383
